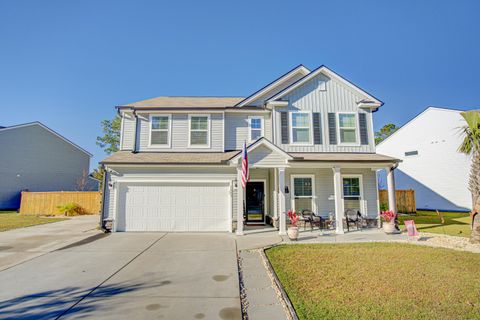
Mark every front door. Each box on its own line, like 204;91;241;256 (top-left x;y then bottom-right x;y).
245;181;265;223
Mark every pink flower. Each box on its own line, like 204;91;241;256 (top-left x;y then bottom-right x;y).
380;210;396;222
288;209;299;227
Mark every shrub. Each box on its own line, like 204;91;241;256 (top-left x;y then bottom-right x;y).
56;203;83;216
380;202;389;211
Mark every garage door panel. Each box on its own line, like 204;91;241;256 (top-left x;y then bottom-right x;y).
117;182;230;232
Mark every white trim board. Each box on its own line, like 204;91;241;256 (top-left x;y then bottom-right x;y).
266;65;383;107
235;65;311;107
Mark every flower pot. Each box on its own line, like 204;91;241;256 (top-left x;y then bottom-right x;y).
287;226;299;240
383;221;398;234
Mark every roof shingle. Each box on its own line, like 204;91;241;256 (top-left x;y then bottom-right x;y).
101;151;239;164
122;96;245;109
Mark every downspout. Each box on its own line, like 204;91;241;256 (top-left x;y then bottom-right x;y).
132;110;139;153
99;165;109;232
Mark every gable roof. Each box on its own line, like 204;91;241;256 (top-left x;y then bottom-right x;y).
228;137;293;163
0;122;92;157
266;65;383;109
121;96;245;109
376;106;469;148
234;65;311;107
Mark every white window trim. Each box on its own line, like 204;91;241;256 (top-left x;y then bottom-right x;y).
341;174;366;215
289;111;313;146
336;112;360;146
290;174;316;212
248;116;264;143
148;114;172;148
188;114;211;148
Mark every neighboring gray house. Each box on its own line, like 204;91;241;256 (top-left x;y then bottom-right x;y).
0;122;96;209
101;64;400;235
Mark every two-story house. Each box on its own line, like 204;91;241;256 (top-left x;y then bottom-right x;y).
100;65;400;235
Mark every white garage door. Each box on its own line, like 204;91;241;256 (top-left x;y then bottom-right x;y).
117;182;230;232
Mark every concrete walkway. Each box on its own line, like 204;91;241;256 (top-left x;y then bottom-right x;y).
0;215;100;271
239;251;288;320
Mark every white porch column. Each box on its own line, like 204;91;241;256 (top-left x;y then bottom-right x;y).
386;166;397;215
332;167;345;234
236;167;244;236
278;168;287;235
273;168;278;220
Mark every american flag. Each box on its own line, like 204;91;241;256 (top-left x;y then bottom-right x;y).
241;141;249;189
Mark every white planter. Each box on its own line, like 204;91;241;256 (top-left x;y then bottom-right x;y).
383;221;398;234
287;226;299;240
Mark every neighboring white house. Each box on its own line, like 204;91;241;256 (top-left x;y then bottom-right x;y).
100;64;400;234
377;107;471;212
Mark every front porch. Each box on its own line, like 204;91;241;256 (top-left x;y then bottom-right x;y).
230;139;400;236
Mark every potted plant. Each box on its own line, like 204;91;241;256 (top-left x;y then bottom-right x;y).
380;210;398;234
287;209;300;240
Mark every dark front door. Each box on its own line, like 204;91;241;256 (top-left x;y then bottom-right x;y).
245;182;265;223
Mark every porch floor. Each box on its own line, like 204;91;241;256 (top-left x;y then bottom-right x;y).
236;227;408;250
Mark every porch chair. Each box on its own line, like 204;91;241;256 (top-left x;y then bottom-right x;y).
344;209;363;232
300;209;324;231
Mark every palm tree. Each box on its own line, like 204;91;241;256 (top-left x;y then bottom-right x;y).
458;110;480;243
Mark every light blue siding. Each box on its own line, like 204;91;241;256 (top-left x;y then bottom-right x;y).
136;113;224;152
274;73;376;153
225;113;271;150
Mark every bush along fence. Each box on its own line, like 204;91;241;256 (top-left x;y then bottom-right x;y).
379;189;416;214
19;191;101;216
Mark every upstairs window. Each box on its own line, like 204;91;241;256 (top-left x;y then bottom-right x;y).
150;115;170;147
189;115;210;147
338;113;358;144
290;112;311;144
249;116;264;142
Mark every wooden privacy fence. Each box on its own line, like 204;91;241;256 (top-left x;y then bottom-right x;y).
20;191;101;215
379;189;416;214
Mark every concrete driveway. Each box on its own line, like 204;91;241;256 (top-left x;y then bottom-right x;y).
0;233;241;320
0;215;100;271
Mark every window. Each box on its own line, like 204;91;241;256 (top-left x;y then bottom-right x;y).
189;115;209;147
291;112;311;144
150;115;170;146
338;113;358;144
343;177;361;199
405;150;418;156
249;117;264;142
292;176;314;212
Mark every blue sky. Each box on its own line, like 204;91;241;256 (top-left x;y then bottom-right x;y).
1;0;479;168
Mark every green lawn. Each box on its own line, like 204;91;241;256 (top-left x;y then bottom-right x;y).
0;211;68;231
266;243;480;320
398;210;471;237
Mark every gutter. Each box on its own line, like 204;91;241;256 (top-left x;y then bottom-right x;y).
99;166;109;232
132;110;139;154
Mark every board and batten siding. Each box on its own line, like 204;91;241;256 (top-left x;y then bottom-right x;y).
134;113;224;152
274;73;375;153
225;113;271;150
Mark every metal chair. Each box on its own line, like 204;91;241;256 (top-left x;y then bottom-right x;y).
345;209;363;231
301;209;324;231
